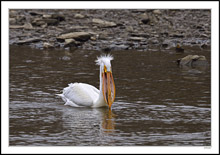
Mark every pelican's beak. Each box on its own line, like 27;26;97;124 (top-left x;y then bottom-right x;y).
102;71;115;108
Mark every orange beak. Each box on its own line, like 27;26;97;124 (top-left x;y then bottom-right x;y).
102;71;116;108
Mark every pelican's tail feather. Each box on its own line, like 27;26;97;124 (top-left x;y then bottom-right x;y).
56;93;82;107
56;93;67;102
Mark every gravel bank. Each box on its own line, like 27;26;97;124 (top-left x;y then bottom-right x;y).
9;9;211;52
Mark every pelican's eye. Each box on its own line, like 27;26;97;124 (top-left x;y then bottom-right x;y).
104;65;107;73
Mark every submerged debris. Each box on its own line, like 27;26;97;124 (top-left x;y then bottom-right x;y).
177;55;208;67
175;44;184;53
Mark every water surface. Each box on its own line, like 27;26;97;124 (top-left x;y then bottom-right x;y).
9;46;211;146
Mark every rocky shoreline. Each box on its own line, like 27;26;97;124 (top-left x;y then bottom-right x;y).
9;9;211;52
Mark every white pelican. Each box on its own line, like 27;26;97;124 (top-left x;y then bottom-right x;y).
57;55;116;108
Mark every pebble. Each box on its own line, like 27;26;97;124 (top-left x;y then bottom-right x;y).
43;42;54;49
74;14;85;19
57;32;91;42
128;37;146;41
92;18;117;27
16;37;42;45
153;10;162;15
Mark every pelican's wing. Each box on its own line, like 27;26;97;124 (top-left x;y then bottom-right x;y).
57;83;99;107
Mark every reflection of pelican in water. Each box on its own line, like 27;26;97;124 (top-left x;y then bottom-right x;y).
101;109;115;133
57;55;116;108
60;107;116;133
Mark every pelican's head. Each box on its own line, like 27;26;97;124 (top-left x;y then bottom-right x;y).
96;54;116;108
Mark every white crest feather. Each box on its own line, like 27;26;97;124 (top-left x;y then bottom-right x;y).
95;54;114;65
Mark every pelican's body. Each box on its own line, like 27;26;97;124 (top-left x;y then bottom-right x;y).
57;55;116;108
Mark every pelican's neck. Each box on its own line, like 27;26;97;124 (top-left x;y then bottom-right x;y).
99;65;103;92
93;66;107;107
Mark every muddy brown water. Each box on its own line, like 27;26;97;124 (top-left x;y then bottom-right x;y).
9;45;211;146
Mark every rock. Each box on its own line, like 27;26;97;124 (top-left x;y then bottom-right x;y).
126;26;134;32
87;31;98;36
60;26;90;34
74;14;85;19
41;23;47;28
15;15;26;24
161;41;169;48
130;33;149;38
128;37;146;41
201;34;209;38
69;25;89;30
24;23;34;29
170;33;185;38
131;9;147;13
61;56;71;61
177;55;208;66
160;32;169;37
92;18;117;28
31;18;45;26
200;43;209;49
10;25;25;29
108;44;129;51
90;37;96;41
9;18;16;25
64;38;81;47
97;33;109;40
33;18;59;26
51;14;65;21
43;42;54;49
140;13;148;19
10;23;33;29
29;11;43;16
16;33;32;38
9;10;17;18
141;18;150;24
57;32;91;42
43;18;59;25
153;10;162;15
16;37;42;45
140;13;150;24
150;39;159;44
65;39;75;44
196;25;203;29
42;14;52;19
32;14;64;26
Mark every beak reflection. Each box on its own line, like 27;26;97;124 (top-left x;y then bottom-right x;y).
101;109;115;133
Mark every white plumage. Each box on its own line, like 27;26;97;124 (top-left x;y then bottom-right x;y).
57;54;116;108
